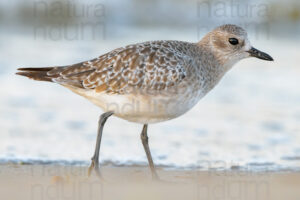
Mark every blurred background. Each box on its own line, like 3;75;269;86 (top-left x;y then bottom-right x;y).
0;0;300;171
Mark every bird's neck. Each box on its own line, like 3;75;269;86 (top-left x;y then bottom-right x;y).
196;37;235;74
191;41;234;92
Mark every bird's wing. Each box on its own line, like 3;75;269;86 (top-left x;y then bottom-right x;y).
48;41;188;94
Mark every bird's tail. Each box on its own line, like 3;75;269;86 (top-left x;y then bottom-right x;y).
16;67;56;82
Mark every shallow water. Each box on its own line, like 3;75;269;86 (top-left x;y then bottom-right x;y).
1;27;300;172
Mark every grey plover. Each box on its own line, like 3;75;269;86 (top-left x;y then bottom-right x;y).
17;24;273;179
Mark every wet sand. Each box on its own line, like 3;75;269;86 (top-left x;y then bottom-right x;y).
1;164;300;200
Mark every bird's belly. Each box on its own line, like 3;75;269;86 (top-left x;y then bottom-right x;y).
71;87;204;124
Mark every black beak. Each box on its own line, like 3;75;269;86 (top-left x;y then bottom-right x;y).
247;47;274;61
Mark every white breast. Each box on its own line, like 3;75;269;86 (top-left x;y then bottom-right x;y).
66;84;205;124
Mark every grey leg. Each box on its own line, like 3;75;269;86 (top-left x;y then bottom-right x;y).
140;124;159;179
88;111;114;177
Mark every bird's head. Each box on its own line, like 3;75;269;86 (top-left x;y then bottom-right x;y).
199;24;273;69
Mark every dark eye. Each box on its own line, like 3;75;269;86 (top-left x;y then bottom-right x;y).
229;38;239;45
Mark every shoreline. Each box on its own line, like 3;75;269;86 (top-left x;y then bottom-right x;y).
1;158;300;173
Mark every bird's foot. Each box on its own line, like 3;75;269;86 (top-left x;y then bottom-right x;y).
88;158;102;178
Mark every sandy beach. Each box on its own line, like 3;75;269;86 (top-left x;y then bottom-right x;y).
1;164;300;200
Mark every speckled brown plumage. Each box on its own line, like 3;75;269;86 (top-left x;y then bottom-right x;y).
17;24;267;123
18;41;196;95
